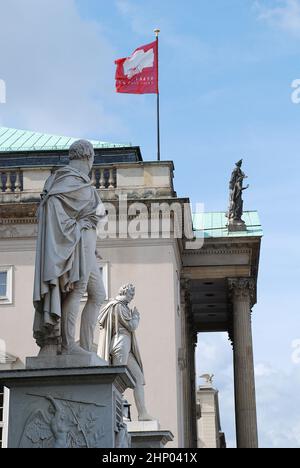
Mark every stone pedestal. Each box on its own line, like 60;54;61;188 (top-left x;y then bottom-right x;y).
229;278;258;449
26;353;108;369
127;420;174;448
228;220;247;232
127;419;160;432
0;366;135;448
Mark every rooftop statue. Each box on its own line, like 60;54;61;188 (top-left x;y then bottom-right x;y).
200;374;214;386
33;140;107;357
227;159;249;230
97;284;155;421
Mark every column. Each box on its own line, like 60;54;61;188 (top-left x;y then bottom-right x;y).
180;279;198;448
229;278;258;449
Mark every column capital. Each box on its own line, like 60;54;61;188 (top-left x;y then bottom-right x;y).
180;278;191;291
228;278;256;305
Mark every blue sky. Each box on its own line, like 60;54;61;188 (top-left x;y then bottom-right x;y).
1;0;300;448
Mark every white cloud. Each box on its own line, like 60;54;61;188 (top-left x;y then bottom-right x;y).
115;0;212;67
255;362;275;377
256;0;300;36
256;365;300;448
0;0;125;139
116;0;164;36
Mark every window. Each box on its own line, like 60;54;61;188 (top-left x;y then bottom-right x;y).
0;385;9;449
0;272;7;298
0;267;13;305
0;386;3;448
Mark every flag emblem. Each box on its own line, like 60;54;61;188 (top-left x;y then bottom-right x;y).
115;41;158;94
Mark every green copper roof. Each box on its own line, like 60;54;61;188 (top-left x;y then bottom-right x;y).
193;211;263;238
0;127;131;153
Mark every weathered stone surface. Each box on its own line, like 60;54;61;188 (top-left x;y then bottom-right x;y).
0;366;135;448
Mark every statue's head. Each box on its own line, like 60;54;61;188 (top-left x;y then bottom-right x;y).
69;140;95;171
236;159;243;168
118;284;135;303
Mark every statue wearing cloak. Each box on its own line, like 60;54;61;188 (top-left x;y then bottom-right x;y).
33;140;106;355
97;284;154;421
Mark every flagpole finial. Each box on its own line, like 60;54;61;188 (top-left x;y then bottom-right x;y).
154;28;160;37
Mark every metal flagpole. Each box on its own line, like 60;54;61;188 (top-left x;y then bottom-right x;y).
154;28;161;161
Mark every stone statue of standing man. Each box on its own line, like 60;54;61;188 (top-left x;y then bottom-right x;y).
33;140;107;357
98;284;154;421
227;159;249;231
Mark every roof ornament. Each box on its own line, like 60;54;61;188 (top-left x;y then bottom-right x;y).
200;374;214;386
226;159;249;232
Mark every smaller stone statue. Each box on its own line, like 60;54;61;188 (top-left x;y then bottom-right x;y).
97;284;154;421
227;159;249;231
200;374;214;386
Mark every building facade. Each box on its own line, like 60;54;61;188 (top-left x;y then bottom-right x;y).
0;127;263;448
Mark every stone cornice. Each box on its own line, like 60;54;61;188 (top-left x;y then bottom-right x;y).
0;197;188;221
0;202;38;220
203;238;261;248
0;217;37;225
184;247;251;256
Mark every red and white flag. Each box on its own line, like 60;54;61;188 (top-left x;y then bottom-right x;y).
115;41;158;94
